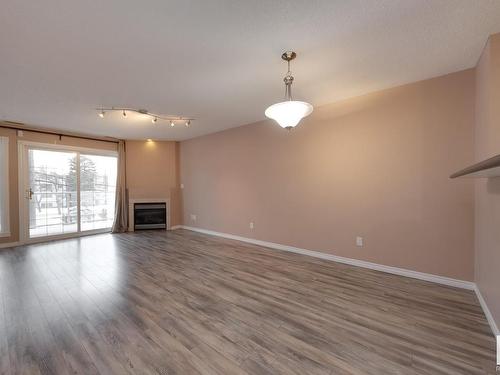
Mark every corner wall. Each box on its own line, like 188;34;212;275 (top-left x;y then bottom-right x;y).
125;140;182;227
180;69;476;280
475;34;500;333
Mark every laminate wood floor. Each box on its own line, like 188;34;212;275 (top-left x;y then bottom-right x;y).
0;229;496;374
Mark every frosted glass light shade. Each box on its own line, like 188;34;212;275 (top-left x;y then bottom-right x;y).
265;100;313;129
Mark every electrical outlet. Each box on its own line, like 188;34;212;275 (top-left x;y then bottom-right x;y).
356;236;363;247
190;214;197;221
249;222;254;229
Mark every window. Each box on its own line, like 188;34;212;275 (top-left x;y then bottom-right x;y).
0;136;9;236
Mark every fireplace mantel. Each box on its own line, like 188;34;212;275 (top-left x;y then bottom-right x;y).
128;198;171;232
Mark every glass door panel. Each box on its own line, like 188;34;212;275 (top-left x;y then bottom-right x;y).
80;154;117;231
28;149;78;238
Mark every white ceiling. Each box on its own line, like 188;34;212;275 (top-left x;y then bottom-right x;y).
1;1;500;141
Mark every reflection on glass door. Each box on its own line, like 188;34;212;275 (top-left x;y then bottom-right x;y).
28;149;78;238
80;154;117;231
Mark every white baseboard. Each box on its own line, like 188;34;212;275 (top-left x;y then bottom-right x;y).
474;286;500;336
170;225;183;230
498;335;500;370
180;225;475;290
474;287;500;367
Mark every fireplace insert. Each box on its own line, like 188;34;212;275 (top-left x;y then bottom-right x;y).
134;203;166;230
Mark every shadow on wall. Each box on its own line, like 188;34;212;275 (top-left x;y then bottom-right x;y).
487;177;500;194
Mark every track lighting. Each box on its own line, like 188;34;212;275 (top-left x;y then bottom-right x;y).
95;107;194;128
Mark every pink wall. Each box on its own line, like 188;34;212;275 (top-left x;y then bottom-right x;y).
180;70;476;280
475;33;500;332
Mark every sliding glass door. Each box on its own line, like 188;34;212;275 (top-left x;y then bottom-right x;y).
20;143;117;241
27;149;78;238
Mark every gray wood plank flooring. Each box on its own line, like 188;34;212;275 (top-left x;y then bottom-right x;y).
0;229;496;374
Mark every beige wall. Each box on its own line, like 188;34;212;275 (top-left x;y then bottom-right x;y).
475;33;500;331
125;140;182;226
0;127;19;244
180;69;476;280
0;125;117;244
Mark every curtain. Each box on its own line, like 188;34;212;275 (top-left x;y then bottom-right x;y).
0;136;9;235
111;140;128;233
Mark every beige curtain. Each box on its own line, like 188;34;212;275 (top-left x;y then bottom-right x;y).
112;140;128;233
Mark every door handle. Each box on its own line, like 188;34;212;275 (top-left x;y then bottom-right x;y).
27;188;34;200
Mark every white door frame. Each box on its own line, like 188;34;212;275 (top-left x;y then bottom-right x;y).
18;141;118;243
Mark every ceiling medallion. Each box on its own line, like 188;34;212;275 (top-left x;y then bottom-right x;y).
96;107;193;127
265;51;313;129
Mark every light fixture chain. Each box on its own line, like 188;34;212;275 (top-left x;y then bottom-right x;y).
284;80;293;101
283;57;294;101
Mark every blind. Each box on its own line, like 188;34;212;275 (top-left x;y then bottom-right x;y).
0;136;9;235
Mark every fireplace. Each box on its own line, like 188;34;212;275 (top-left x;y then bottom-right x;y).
134;202;166;230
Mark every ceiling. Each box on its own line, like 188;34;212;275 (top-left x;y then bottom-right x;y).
1;1;500;141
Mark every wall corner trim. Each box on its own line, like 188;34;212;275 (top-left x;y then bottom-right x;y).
180;225;475;290
474;286;500;368
474;285;500;336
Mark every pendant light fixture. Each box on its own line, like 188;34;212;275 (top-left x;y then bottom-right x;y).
265;51;313;129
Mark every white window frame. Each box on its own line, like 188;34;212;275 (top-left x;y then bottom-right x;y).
18;141;118;243
0;136;10;237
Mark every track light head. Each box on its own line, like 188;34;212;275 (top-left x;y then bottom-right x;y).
185;120;190;127
170;121;175;127
99;110;105;118
152;117;158;124
122;110;127;117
